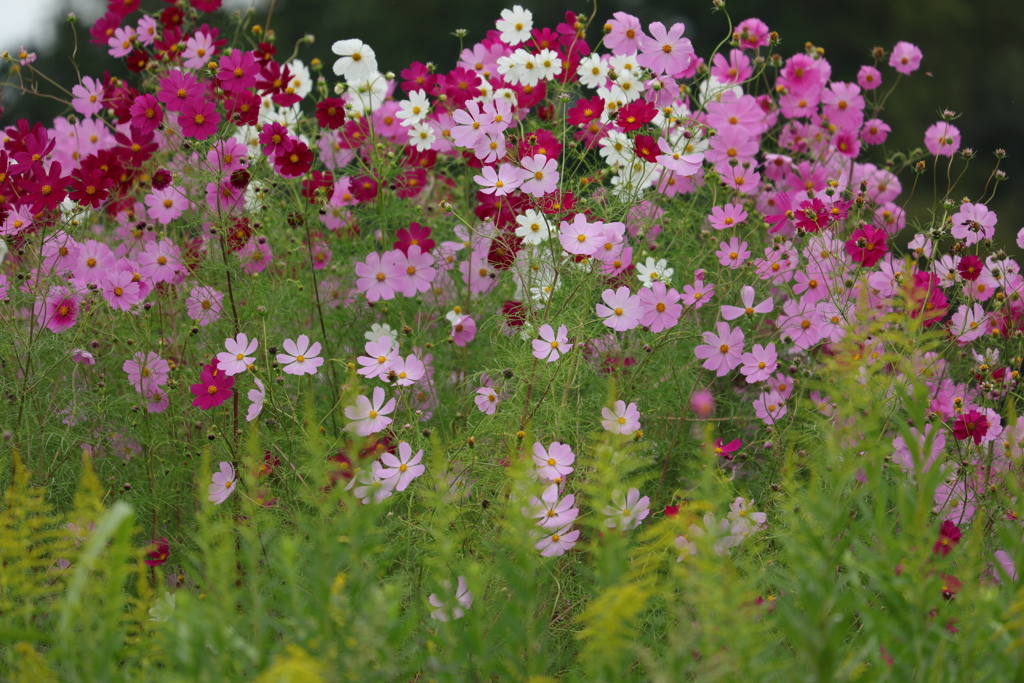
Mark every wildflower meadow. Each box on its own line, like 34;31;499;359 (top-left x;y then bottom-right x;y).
1;1;1023;680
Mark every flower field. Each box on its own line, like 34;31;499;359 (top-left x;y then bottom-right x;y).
0;1;1022;680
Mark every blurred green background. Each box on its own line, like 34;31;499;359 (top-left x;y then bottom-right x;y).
3;0;1022;240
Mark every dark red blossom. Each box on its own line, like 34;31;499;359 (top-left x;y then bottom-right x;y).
19;162;68;214
395;168;427;199
68;165;114;209
315;98;347;129
952;409;988;445
301;171;333;202
957;255;984;281
634;135;659;162
933;519;962;556
394;222;435;255
274;140;313;178
144;537;170;567
616;99;657;132
350;175;379;202
567;96;604;127
501;300;526;327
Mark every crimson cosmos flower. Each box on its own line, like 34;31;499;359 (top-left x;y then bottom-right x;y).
190;359;234;410
144;537;170;567
952;409;988;445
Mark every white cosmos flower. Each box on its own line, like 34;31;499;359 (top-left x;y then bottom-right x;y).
514;210;552;245
332;39;378;81
495;5;533;46
397;89;431;127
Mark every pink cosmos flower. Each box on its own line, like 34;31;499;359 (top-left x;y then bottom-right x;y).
601;400;641;435
950;203;997;245
71;76;104;117
145;186;189;225
889;41;923;75
100;271;142;312
720;285;773;320
558;213;603;256
73;239;116;285
448;311;477;346
534;525;580;557
857;65;882;90
532;441;575;482
603;488;650;530
189;360;234;410
475;387;499;414
186;286;224;326
691;389;714;418
694;323;744;377
277;335;324;375
739;343;778;384
637;281;682;333
208;462;237;505
709;203;748;230
429;576;473;621
178;98;221;141
681;280;714;308
246;378;266;422
532;324;572;362
473;164;523;196
389;354;425;386
183;30;217;69
892;424;945;474
753;391;787;425
378;441;426;491
357;336;399;379
924;121;960;157
392;245;435;296
344;386;397;436
216;333;258;376
518;154;559;197
717;237;751;269
71;349;95;365
123;351;170;393
355;251;400;302
348;463;397;505
655;137;704;176
861;118;892;146
596;286;643;332
523;483;579;529
638;21;694;75
138;239;181;284
108;26;136;58
36;287;79;333
238;239;273;274
604;12;644;55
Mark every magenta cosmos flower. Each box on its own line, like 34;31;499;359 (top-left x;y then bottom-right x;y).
532;324;572;362
448;311;477;346
601;400;641;435
693;322;744;377
178;98;221;141
596;286;643;332
952;409;989;445
277;335;324;375
208;462;237;505
190;359;235;410
345;386;396;436
36;288;79;333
